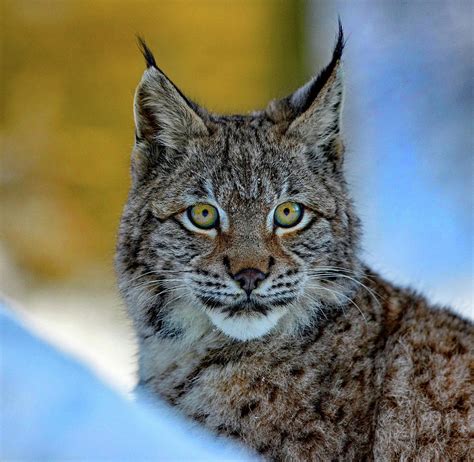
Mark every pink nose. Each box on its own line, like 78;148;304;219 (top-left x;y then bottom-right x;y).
233;268;266;295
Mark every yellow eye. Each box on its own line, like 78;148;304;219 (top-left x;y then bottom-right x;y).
274;202;303;228
187;203;219;230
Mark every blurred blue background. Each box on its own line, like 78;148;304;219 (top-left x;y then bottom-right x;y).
310;1;472;315
0;305;252;460
1;0;472;395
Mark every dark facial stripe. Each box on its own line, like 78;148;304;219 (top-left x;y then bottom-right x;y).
197;296;225;309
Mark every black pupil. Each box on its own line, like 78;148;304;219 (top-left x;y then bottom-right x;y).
202;209;209;217
283;207;291;216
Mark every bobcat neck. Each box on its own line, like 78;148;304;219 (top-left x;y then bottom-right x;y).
134;268;472;460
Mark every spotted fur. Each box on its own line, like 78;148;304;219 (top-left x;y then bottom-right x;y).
116;27;473;461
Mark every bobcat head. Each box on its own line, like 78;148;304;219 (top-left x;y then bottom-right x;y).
116;24;362;341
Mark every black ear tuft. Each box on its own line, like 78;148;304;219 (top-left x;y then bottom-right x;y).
137;36;157;69
298;19;345;113
334;17;345;64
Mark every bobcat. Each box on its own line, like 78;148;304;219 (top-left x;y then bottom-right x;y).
116;25;473;461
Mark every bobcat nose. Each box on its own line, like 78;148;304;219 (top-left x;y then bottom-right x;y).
233;268;266;296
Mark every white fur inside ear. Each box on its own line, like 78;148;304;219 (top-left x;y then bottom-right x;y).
206;309;285;341
286;66;344;147
134;67;208;150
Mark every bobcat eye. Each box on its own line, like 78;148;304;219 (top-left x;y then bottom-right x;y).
187;203;219;229
274;202;303;228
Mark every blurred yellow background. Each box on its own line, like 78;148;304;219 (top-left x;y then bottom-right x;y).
1;0;313;391
1;0;308;286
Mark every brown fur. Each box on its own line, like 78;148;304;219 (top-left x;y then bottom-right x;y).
116;29;474;460
140;270;473;460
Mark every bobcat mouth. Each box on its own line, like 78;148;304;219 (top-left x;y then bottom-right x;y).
197;296;270;314
222;301;271;316
197;295;294;316
195;292;291;340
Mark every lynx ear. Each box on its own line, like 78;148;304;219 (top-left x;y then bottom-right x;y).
267;22;345;166
133;38;208;151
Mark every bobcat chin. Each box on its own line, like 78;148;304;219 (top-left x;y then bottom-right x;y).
116;25;473;461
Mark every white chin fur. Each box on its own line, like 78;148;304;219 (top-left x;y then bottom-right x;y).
207;309;285;341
